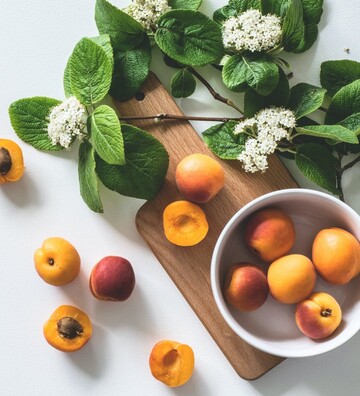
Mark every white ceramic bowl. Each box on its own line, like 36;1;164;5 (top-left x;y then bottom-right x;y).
211;189;360;358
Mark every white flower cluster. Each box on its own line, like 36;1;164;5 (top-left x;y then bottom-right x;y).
125;0;171;32
222;9;282;53
236;107;296;173
47;96;87;149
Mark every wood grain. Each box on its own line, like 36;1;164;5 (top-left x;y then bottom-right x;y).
115;73;299;380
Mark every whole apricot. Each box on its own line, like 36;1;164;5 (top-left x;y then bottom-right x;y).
175;153;224;203
89;256;135;301
43;305;92;352
295;292;342;340
149;340;194;387
245;208;295;262
0;138;24;183
34;237;81;286
223;264;269;311
267;254;316;304
312;227;360;285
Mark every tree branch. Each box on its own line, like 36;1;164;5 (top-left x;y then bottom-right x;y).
341;154;360;173
119;113;244;123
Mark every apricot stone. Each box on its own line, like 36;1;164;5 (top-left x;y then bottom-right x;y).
312;227;360;285
295;292;342;340
175;153;224;203
89;256;135;301
149;340;194;387
267;254;316;304
223;264;269;311
245;208;295;262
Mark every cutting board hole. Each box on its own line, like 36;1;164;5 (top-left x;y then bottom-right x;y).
135;92;145;101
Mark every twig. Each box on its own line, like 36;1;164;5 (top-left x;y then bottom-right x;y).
187;67;243;114
119;113;244;123
341;154;360;173
336;152;345;202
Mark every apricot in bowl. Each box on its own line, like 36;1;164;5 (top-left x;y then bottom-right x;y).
211;189;360;357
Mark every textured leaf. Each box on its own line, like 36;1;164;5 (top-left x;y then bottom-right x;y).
8;97;63;151
63;58;73;98
281;0;305;52
288;83;326;119
320;60;360;97
69;37;112;105
89;105;125;165
155;10;223;67
170;69;196;98
222;53;279;95
339;112;360;134
325;80;360;124
169;0;202;10
78;141;103;213
96;124;169;200
213;0;261;23
295;125;358;144
295;143;339;194
202;121;246;159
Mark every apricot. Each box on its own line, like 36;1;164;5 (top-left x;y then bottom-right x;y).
267;254;316;304
34;237;81;286
312;227;360;285
149;340;194;387
223;264;269;311
0;138;24;183
175;153;225;203
89;256;135;301
43;305;92;352
245;208;295;262
163;200;209;246
295;292;342;340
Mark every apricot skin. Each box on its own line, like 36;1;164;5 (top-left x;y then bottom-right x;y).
149;340;194;387
89;256;135;301
267;254;316;304
312;228;360;285
224;264;269;311
175;153;224;203
295;292;342;340
245;208;295;262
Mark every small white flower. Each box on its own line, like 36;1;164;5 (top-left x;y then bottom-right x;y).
125;0;171;32
47;96;87;149
236;107;296;173
222;9;282;53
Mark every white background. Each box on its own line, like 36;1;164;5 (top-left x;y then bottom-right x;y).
1;1;359;395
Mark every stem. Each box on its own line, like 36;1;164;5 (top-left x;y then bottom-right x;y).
341;154;360;172
119;113;244;123
187;67;244;114
336;152;345;202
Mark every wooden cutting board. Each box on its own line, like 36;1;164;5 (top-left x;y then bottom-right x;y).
115;73;299;380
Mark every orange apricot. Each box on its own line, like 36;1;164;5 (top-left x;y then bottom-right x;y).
149;340;195;387
43;305;92;352
163;200;209;246
0;138;24;183
175;153;224;203
34;237;81;286
312;227;360;284
267;254;316;304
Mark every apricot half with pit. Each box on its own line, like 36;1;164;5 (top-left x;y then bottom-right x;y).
149;340;195;387
0;138;24;184
89;256;135;301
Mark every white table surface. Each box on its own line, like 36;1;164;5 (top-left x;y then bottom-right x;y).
1;1;359;395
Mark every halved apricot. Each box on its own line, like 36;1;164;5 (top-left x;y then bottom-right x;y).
0;138;24;183
163;200;209;246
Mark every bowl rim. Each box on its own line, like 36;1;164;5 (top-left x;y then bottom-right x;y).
210;188;360;358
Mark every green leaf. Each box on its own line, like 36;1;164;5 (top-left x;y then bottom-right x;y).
320;60;360;97
295;125;358;144
287;83;326;119
170;69;196;98
69;37;112;106
202;121;246;159
95;0;146;53
325;80;360;124
295;143;339;194
169;0;202;10
89;105;125;165
213;0;261;24
78;141;103;213
339;112;360;134
281;0;305;52
8;97;63;151
90;34;114;68
244;68;290;117
96;124;169;200
110;40;151;102
222;53;279;95
63;58;73;98
155;10;223;67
